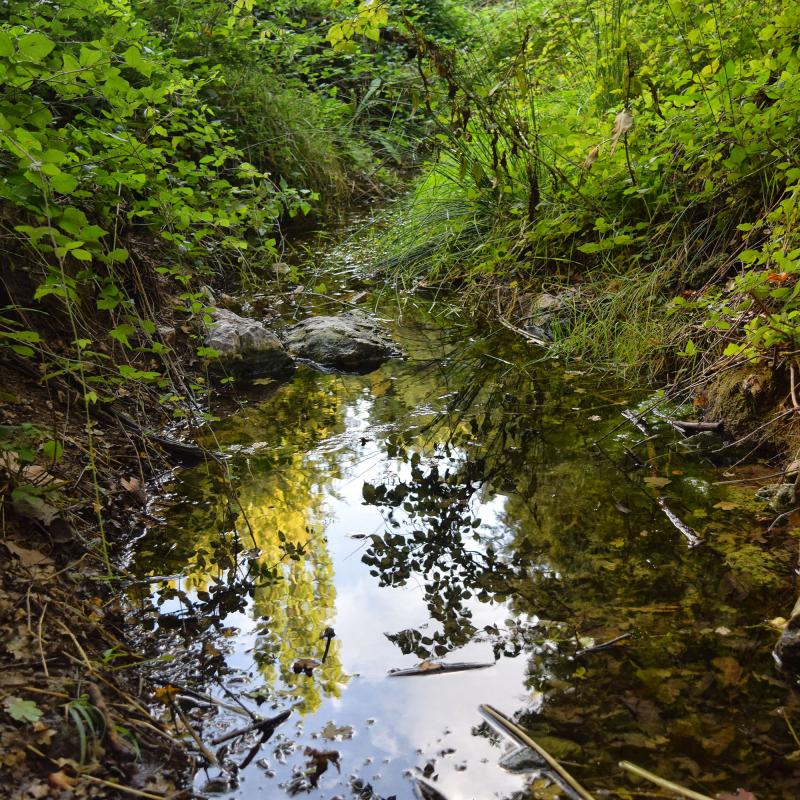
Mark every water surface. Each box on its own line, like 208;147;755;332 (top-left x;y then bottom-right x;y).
130;226;800;800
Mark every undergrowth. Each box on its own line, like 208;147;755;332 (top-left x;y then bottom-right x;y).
377;0;800;387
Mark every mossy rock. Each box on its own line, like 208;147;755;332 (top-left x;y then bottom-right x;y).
704;366;778;439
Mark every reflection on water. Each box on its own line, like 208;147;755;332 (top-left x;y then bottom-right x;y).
131;295;800;799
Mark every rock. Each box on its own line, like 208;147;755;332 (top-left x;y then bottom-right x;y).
755;483;797;514
281;311;400;374
521;290;574;341
156;324;176;347
205;308;295;382
775;615;800;674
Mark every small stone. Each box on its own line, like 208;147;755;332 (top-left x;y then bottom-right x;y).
755;483;796;513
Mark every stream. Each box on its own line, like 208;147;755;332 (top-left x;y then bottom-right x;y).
129;217;800;799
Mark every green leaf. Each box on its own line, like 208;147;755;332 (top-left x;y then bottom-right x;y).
18;33;55;63
0;32;14;58
123;46;152;77
723;343;743;356
106;248;128;262
42;439;64;462
109;324;136;348
4;696;43;723
50;173;79;194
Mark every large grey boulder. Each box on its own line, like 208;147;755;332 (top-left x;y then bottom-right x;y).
205;308;295;382
281;311;400;374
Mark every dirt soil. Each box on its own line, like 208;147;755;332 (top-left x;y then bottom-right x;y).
0;361;193;799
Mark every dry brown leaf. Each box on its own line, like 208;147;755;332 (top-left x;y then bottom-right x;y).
610;108;634;154
293;658;321;676
22;465;64;487
583;144;601;169
0;451;20;474
3;541;54;567
48;771;76;791
120;476;140;493
303;746;340;787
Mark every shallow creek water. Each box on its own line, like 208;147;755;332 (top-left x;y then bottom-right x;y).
130;224;800;799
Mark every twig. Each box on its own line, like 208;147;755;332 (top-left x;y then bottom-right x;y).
82;775;170;800
37;602;49;678
210;709;291;746
496;315;548;346
783;709;800;749
87;682;136;760
767;507;800;532
665;419;722;433
57;620;93;670
709;408;794;453
171;700;218;765
619;760;714;800
575;632;632;657
656;497;701;547
480;704;597;800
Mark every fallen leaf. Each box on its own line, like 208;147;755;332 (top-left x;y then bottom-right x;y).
48;771;76;791
153;684;179;705
714;500;739;511
3;541;53;568
120;476;141;493
10;490;59;525
293;658;321;676
318;721;353;741
713;656;743;687
4;696;43;723
643;476;671;489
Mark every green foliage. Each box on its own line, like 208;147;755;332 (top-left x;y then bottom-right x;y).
380;0;800;376
0;0;446;461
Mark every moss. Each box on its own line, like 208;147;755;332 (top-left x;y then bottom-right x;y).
704;366;778;438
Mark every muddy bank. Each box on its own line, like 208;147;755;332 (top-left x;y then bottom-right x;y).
0;360;192;799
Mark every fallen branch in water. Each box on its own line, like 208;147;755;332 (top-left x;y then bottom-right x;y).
656;497;701;547
171;700;218;765
619;760;714;800
575;632;632;657
388;661;494;677
666;419;722;433
210;709;291;746
497;316;549;346
480;704;597;800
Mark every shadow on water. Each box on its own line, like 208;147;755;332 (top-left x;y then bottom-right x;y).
129;241;800;798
